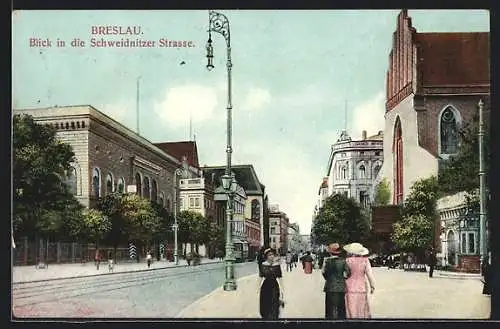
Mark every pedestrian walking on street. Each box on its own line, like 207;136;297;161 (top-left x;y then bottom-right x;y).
301;251;314;274
146;250;152;268
428;248;437;278
108;250;114;272
257;245;269;276
285;251;293;272
343;243;375;319
322;243;350;320
94;250;101;270
259;248;285;319
293;253;298;268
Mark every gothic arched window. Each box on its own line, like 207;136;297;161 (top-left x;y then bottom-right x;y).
66;167;77;195
440;107;459;155
393;117;403;205
143;176;150;199
105;173;114;195
117;177;125;193
135;173;142;196
92;168;101;198
358;165;366;179
151;179;158;202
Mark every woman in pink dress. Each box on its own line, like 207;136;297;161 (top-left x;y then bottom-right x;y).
343;243;376;319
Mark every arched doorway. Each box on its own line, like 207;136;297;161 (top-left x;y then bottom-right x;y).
447;230;457;266
393;117;403;205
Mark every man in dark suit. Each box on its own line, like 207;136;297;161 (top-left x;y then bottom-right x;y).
322;243;351;319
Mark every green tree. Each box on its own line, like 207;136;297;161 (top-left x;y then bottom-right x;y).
177;210;209;254
391;177;441;259
391;214;433;255
120;193;163;246
206;220;224;258
401;176;440;219
71;208;112;248
438;110;490;195
98;193;128;251
13;114;81;241
373;178;391;206
311;193;370;246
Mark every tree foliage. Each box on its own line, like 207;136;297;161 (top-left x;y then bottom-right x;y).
311;193;370;246
391;177;440;253
401;176;440;220
13;114;82;239
177;210;210;246
438;110;490;195
373;178;391;206
391;215;433;252
70;208;112;243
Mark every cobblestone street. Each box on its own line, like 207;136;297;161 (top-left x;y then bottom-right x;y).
178;264;490;319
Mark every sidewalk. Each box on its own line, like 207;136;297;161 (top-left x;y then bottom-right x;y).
177;265;490;319
12;258;221;283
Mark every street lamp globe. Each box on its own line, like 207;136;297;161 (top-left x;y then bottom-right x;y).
221;174;231;190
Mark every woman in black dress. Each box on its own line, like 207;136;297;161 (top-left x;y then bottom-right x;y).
259;248;284;319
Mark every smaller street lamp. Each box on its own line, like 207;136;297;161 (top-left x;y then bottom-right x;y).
206;33;214;71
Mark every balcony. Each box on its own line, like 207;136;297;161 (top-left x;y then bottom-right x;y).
179;178;205;190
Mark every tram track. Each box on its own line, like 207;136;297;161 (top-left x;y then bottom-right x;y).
13;262;228;308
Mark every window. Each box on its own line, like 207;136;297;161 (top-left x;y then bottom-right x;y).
375;151;380;156
143;177;150;199
117;177;125;193
341;166;347;179
66;167;77;195
440;106;459;155
373;165;381;179
343;191;348;197
135;173;142;197
271;227;276;235
461;233;467;254
105;173;114;195
359;151;364;155
189;198;195;208
460;231;477;254
92;168;101;198
195;197;200;208
251;199;260;221
358;165;366;179
151;179;158;202
468;233;475;254
393;117;403;204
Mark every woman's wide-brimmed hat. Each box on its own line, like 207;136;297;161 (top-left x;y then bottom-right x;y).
343;242;369;256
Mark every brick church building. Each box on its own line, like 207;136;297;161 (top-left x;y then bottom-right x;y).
380;10;490;205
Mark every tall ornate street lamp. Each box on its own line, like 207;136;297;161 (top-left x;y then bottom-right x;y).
173;156;189;265
206;10;237;291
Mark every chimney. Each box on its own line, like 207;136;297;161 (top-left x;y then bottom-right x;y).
362;130;367;140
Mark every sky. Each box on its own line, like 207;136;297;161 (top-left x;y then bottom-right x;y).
12;10;489;234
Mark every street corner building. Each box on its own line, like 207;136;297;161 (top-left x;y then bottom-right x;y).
201;164;266;260
12;105;205;263
379;10;490;205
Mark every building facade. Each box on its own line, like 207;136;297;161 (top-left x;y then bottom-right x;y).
437;191;480;273
380;10;490;204
15;106;184;211
202;165;264;257
287;223;301;252
268;204;290;255
325;130;384;207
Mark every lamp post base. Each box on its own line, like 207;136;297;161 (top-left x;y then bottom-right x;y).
223;280;237;291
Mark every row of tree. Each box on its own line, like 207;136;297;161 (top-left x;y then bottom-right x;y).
13;114;224;255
